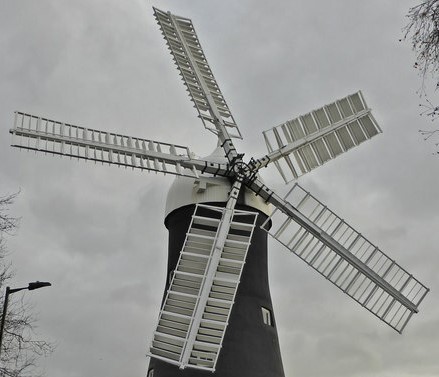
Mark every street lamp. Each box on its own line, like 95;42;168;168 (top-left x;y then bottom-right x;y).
0;281;51;357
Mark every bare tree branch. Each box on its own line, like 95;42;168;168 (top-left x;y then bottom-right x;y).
0;192;20;237
404;1;439;152
0;192;54;377
404;0;439;93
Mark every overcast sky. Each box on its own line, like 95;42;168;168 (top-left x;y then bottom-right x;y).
1;1;438;376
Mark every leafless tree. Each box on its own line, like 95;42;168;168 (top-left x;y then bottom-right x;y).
404;1;439;151
0;192;53;377
404;0;439;94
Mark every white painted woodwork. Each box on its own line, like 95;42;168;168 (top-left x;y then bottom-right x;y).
153;7;242;142
261;91;382;182
261;183;429;333
165;147;272;218
148;204;258;371
10;112;229;179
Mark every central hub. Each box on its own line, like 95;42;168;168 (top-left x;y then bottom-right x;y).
230;155;253;180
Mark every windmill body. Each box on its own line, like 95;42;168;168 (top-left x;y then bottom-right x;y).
148;153;285;376
9;6;429;377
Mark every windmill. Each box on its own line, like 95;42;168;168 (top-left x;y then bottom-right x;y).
9;6;429;377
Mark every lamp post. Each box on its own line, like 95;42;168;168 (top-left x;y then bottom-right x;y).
0;281;51;358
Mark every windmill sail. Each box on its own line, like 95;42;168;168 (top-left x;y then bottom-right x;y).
10;112;229;178
247;179;428;333
154;8;242;147
260;91;381;182
148;204;258;371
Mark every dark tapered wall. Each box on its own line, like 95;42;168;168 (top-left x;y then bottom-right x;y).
147;203;285;377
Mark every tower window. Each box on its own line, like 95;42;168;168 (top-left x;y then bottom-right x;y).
147;369;154;377
261;307;273;326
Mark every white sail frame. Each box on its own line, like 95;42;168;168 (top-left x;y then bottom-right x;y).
257;91;382;182
250;179;429;332
154;8;242;144
148;203;258;371
10;111;230;178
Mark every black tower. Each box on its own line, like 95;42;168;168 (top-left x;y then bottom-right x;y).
147;200;285;377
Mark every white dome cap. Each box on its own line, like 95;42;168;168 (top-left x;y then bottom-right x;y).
165;147;271;218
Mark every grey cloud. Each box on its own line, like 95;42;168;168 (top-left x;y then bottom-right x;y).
1;1;438;376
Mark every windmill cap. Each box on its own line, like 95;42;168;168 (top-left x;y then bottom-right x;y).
165;147;272;218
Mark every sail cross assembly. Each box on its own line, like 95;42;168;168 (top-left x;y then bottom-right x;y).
10;6;429;376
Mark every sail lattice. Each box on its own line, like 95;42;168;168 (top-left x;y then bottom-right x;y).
154;7;242;139
10;111;202;178
261;183;429;332
262;91;381;182
148;204;258;371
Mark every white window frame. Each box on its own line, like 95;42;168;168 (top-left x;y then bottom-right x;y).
261;307;272;326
